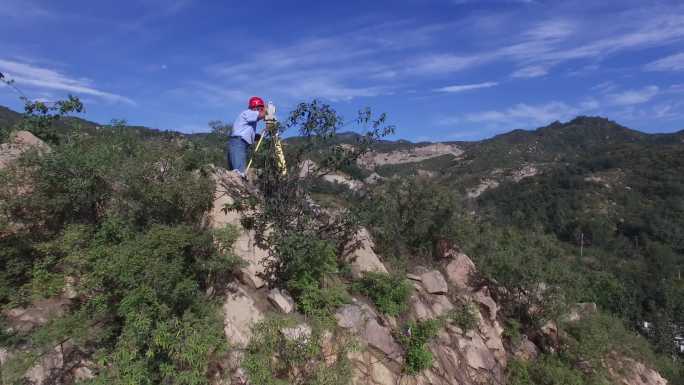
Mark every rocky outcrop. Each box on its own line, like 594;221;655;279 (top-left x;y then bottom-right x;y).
344;228;389;279
209;168;270;289
445;252;477;292
336;302;403;362
3;297;70;334
357;143;463;170
466;179;499;199
420;270;448;295
299;159;364;191
0;130;50;169
222;284;264;348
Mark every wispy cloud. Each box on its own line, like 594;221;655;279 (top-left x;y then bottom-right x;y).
606;85;659;106
645;52;684;71
511;65;549;78
0;59;135;105
465;101;580;127
435;81;498;93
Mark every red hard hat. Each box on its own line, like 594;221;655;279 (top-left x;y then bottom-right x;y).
248;96;265;109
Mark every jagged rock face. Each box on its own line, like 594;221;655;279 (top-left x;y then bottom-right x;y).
335;302;403;362
606;353;669;385
206;172;667;385
341;252;507;385
415;252;506;384
209;168;270;289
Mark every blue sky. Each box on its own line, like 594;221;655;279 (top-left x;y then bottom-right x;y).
1;0;683;141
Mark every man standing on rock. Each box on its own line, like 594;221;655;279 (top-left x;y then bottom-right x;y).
228;96;266;177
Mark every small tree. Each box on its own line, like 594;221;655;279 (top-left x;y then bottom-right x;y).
226;100;394;307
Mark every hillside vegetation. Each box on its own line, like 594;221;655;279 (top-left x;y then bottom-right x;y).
0;99;683;385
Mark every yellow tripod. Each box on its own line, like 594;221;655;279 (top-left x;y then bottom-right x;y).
245;102;287;176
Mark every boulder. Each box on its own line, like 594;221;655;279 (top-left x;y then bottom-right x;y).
3;297;70;333
345;228;388;279
512;336;539;362
335;303;402;361
267;288;295;314
233;231;269;289
207;168;244;229
0;131;50;169
222;285;264;348
445;252;476;291
23;345;65;385
420;270;448;295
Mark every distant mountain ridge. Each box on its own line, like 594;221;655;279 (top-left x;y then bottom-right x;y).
1;104;682;146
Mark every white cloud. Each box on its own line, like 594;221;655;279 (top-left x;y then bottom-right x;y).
579;98;600;110
511;65;549;78
607;86;659;106
0;59;135;105
434;81;498;93
404;54;485;75
591;81;618;93
645;52;684;71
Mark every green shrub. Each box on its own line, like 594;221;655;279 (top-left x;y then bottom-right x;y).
357;177;467;263
563;312;655;367
504;319;523;345
397;319;440;374
290;278;350;320
243;316;352;385
2;223;233;384
352;272;411;316
507;355;612;385
266;233;350;319
447;302;478;332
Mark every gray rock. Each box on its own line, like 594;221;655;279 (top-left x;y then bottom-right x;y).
445;252;476;291
420;270;448;295
335;304;402;361
222;286;264;348
513;336;539;362
345;228;388;279
267;288;295;313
